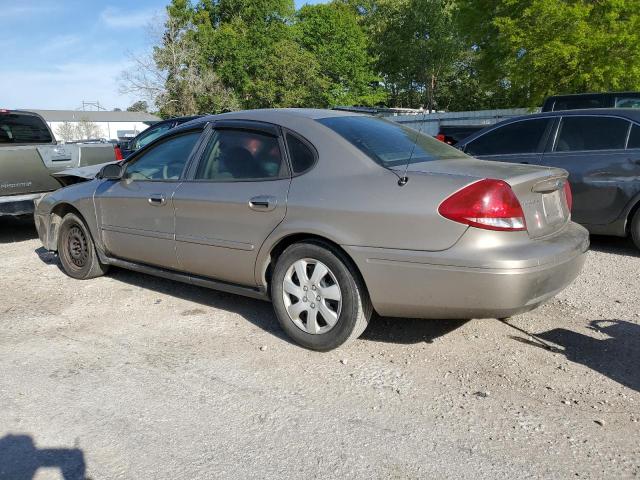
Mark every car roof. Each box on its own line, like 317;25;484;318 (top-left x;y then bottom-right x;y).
525;108;640;119
173;108;364;132
545;91;640;99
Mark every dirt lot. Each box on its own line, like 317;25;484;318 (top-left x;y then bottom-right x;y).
0;216;639;479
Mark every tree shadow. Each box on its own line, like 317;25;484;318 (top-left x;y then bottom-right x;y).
0;434;86;480
589;235;639;258
0;216;38;244
361;315;468;345
509;319;640;392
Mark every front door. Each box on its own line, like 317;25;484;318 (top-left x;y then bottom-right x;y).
95;129;203;269
174;122;290;286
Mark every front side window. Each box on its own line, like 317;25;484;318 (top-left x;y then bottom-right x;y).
318;116;467;168
555;116;629;152
124;131;201;181
0;112;53;144
465;119;551;156
133;123;172;150
194;129;285;181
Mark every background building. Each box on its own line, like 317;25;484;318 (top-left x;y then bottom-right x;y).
30;109;160;142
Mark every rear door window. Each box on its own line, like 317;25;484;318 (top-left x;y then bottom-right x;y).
194;129;286;181
464;118;551;156
554;116;629;152
627;124;640;149
0;112;53;144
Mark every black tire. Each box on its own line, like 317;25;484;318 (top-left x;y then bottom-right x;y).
57;213;109;280
631;208;640;251
271;242;372;351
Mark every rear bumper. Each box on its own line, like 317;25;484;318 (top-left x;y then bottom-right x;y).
345;222;589;319
0;193;44;216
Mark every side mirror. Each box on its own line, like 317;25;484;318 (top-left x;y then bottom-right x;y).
99;163;123;180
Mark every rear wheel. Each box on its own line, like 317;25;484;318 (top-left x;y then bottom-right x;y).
631;208;640;251
57;213;109;279
271;242;372;351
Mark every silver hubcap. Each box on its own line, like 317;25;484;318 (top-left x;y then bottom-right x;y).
282;258;342;335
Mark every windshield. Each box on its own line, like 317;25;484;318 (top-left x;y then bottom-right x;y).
317;116;468;168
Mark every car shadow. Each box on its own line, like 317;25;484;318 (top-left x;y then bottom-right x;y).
106;267;294;343
589;235;639;257
361;315;469;345
0;434;86;480
509;319;640;392
34;251;469;348
0;216;38;244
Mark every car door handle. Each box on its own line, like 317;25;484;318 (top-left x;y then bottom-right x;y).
520;161;530;164
148;194;166;206
249;196;277;212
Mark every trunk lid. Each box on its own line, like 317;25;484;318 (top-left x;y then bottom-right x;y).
397;158;571;239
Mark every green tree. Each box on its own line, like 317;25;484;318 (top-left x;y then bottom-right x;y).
127;101;149;112
371;0;465;111
295;2;385;107
193;0;298;107
457;0;640;108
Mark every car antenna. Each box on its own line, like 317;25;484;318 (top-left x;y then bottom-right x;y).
398;107;428;187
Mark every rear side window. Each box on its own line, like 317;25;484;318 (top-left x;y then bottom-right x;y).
555;117;629;152
465;119;550;156
0;112;53;144
627;124;640;149
615;97;640;109
286;133;315;174
552;97;610;111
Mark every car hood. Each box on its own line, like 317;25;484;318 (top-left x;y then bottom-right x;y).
51;161;117;183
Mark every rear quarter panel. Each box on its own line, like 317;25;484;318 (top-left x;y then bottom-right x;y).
254;116;473;284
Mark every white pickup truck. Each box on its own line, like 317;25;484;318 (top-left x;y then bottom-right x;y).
0;109;121;216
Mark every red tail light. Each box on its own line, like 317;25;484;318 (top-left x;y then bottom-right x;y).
438;179;526;231
563;180;573;212
114;145;124;161
435;134;446;142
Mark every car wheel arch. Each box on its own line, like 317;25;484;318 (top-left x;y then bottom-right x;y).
49;203;93;253
259;233;371;303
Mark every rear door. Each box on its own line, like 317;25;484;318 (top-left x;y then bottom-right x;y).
539;115;633;225
462;117;554;166
95;128;203;269
173;121;290;286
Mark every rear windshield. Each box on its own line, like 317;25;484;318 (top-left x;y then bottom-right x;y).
0;112;53;144
318;116;468;168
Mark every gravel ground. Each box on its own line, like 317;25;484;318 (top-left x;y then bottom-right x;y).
0;216;639;479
